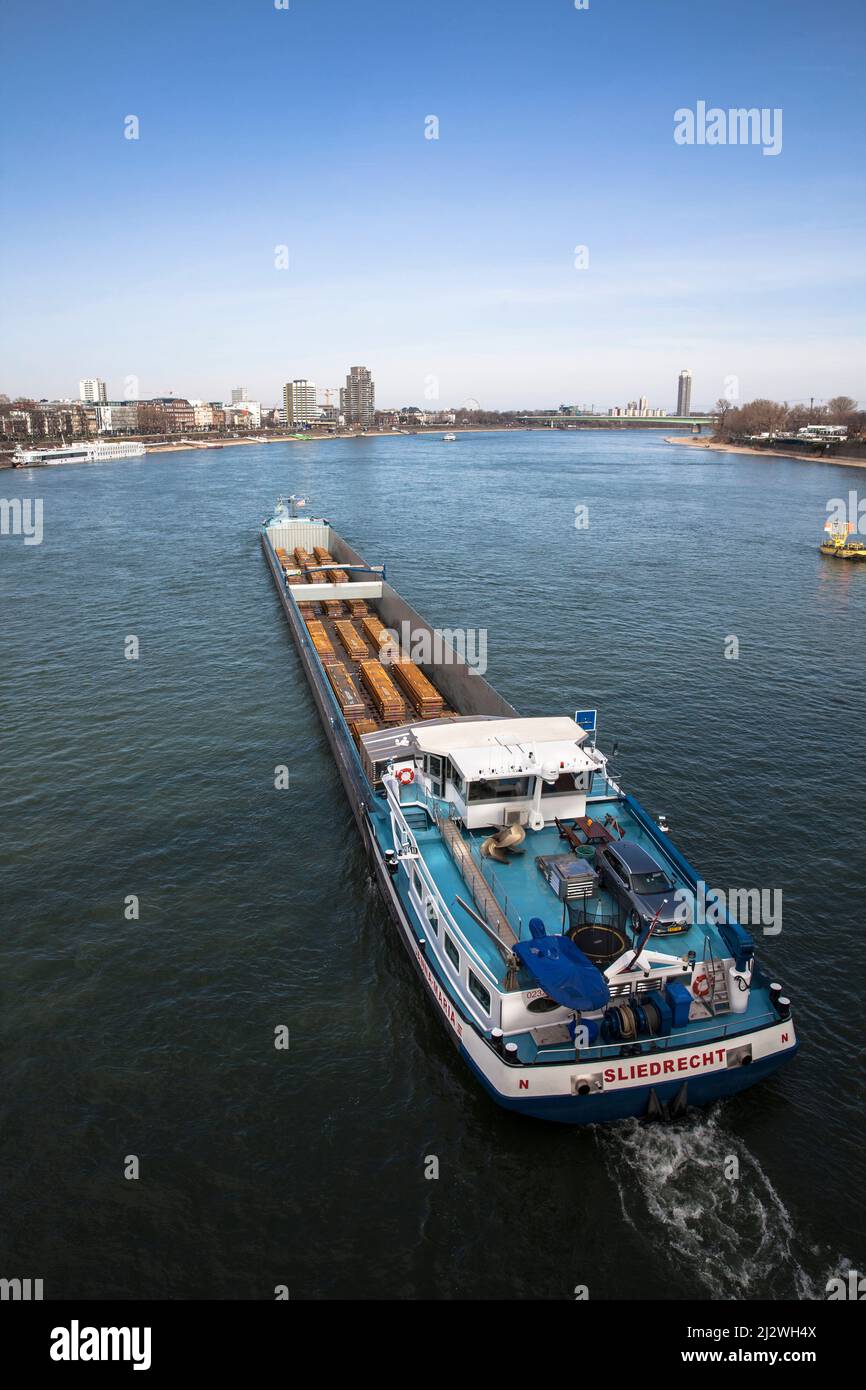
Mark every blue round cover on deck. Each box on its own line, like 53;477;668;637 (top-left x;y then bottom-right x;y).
515;930;611;1011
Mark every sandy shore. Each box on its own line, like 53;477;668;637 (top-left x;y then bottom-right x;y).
142;426;539;454
665;435;866;471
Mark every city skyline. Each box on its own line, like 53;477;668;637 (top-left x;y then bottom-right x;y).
2;0;864;407
6;366;714;417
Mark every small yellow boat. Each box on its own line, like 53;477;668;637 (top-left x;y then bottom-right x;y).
820;520;866;560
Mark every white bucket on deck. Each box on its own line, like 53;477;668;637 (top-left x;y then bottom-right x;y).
727;962;752;1013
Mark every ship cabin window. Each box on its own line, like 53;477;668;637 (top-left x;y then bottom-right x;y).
426;754;444;797
467;775;531;803
412;868;424;899
444;933;459;970
545;771;592;795
468;971;491;1013
425;900;439;936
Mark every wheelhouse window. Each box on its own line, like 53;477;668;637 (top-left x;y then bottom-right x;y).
467;775;531;803
444;933;459;969
468;971;491;1013
546;772;579;794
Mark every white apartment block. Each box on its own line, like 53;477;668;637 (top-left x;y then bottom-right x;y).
80;378;108;403
283;380;319;425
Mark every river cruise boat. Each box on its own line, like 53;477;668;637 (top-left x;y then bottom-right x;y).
261;497;798;1124
12;441;146;466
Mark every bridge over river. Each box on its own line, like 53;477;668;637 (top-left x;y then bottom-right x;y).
515;414;714;430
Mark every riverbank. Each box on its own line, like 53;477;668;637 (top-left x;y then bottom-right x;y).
665;435;866;471
143;425;536;454
0;426;535;467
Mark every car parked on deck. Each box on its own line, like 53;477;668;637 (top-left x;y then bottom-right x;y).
595;839;689;934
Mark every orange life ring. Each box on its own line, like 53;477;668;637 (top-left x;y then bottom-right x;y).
692;973;711;999
396;767;415;786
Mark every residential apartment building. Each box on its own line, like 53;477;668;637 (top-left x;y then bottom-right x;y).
283;380;318;425
340;366;374;426
79;378;108;403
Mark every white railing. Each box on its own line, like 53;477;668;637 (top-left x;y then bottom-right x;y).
464;836;524;941
382;776;502;994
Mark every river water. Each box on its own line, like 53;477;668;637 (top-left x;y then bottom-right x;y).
1;429;863;1299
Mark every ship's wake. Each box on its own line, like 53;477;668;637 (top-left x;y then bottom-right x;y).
595;1107;844;1300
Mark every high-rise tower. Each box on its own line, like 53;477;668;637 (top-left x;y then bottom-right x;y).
677;369;692;416
339;366;375;426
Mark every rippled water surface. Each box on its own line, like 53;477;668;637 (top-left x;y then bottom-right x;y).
1;431;864;1299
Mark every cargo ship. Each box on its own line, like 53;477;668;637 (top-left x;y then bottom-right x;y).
261;497;798;1124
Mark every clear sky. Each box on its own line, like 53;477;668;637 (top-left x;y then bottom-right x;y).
1;0;863;411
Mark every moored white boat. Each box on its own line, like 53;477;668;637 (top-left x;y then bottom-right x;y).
13;441;147;466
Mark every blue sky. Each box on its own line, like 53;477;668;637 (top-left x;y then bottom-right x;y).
1;0;863;410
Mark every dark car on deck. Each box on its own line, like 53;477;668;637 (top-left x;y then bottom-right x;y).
595;840;689;935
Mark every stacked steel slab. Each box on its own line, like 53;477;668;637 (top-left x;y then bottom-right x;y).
349;717;378;746
359;659;407;721
360;615;398;657
390;659;445;717
334;620;369;663
296;542;326;586
304;618;338;667
326;663;365;718
293;545;316;571
313;545;349;584
293;545;319;615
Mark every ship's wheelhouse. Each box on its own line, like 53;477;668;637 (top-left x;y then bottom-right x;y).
372;716;603;831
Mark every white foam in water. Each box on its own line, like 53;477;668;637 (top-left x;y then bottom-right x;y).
596;1108;838;1300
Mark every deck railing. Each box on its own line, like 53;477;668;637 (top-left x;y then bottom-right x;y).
399;783;525;945
464;835;524;942
383;778;502;991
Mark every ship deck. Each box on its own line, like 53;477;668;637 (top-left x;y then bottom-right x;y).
399;803;779;1060
399;789;711;980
